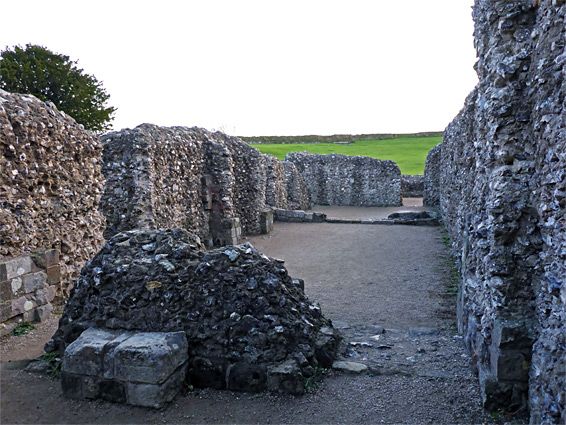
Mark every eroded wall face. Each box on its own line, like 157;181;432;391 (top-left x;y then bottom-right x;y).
286;152;402;207
0;90;105;297
438;1;565;422
100;125;307;246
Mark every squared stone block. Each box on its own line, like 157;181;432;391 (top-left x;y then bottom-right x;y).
490;345;530;381
0;264;6;283
62;328;123;376
23;271;47;293
126;363;187;408
3;256;34;280
31;249;60;269
46;265;61;285
0;302;12;322
11;296;34;316
0;279;11;303
491;316;535;350
260;210;274;234
113;331;188;384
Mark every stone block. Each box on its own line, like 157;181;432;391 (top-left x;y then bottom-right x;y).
34;303;54;322
62;328;122;376
46;265;61;285
62;328;189;408
260;210;273;234
267;360;304;395
23;271;47;293
491;316;535;350
0;279;11;303
112;331;188;384
126;363;187;409
0;302;12;322
2;256;34;280
11;296;34;316
0;264;6;283
31;249;60;269
490;345;530;381
9;277;23;296
227;362;267;392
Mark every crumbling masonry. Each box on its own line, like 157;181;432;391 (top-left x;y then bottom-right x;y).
425;1;565;423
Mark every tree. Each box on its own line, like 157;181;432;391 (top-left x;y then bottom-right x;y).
0;44;116;132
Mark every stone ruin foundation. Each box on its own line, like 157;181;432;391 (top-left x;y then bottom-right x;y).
285;151;402;207
47;228;340;404
425;1;565;422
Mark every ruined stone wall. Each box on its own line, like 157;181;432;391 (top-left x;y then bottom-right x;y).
401;174;424;198
285;152;402;207
438;1;565;422
263;154;289;209
282;161;311;210
423;143;442;206
100;125;305;246
0;90;106;299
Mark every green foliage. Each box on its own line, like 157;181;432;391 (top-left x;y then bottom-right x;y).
252;136;442;175
10;321;36;336
0;44;116;132
304;367;328;393
37;352;62;378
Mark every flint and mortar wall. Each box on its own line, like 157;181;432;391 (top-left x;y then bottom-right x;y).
401;174;424;198
100;125;310;246
430;1;565;422
286;152;402;207
0;90;106;300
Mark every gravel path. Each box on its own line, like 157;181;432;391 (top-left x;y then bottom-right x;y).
0;206;516;424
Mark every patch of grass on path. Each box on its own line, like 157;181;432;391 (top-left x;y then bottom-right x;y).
252;136;442;175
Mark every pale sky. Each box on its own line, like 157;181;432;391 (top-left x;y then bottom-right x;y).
2;0;478;136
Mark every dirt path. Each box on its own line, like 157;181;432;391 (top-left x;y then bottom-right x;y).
0;207;511;424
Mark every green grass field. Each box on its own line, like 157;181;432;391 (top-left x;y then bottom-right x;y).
251;136;442;175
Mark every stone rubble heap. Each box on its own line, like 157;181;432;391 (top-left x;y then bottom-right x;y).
425;1;565;422
0;90;106;296
100;125;311;247
286;152;402;207
47;228;340;395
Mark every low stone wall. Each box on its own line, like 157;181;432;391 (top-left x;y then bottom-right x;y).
438;1;565;422
285;152;401;207
100;125;310;246
0;250;60;335
401;175;424;198
0;90;106;298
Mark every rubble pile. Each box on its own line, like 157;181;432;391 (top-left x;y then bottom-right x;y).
47;228;340;394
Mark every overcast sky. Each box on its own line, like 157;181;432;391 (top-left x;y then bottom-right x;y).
2;0;477;136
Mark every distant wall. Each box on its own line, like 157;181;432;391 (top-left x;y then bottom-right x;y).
100;125;310;246
0;90;106;300
401;175;424;198
286;152;401;207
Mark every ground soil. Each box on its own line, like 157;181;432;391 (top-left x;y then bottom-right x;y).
0;204;522;424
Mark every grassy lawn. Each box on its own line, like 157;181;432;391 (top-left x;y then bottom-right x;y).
251;136;442;175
